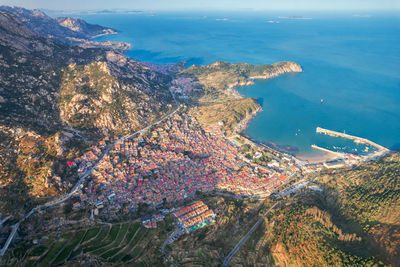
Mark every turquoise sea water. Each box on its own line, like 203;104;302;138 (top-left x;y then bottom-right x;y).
72;11;400;156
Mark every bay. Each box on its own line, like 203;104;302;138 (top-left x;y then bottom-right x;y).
70;11;400;156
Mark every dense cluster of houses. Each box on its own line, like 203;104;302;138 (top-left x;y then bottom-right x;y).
170;77;200;95
173;201;215;232
67;136;113;174
83;114;290;213
142;213;165;229
217;166;288;199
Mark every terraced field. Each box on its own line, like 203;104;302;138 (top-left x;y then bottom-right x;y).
3;221;170;266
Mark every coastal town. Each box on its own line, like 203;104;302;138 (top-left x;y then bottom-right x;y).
0;4;398;266
75;114;295;216
0;108;389;262
62;111;391;224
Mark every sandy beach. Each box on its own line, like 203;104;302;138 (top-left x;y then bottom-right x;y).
296;149;339;163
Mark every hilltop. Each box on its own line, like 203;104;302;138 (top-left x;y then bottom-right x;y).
177;61;302;135
0;6;130;50
0;8;174;216
1;6;398;267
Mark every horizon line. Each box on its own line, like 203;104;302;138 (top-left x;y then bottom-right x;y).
2;5;399;13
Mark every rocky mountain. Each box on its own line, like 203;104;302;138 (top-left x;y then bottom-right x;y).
0;6;130;50
1;6;398;267
58;57;173;135
56;17;117;37
0;8;174;216
0;6;112;42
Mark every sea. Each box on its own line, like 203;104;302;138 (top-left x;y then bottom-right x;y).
61;11;400;157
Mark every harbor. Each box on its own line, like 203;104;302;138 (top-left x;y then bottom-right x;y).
306;127;392;169
316;127;389;152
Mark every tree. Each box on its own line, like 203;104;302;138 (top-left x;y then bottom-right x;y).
64;202;73;214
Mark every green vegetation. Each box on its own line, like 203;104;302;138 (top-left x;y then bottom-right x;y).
191;98;259;135
37;232;72;267
182;61;300;135
231;154;400;266
268;200;379;266
4;221;172;266
81;227;100;243
239;143;272;165
181;61;300;96
320;153;400;265
53;230;86;265
5;157;400;267
167;196;272;265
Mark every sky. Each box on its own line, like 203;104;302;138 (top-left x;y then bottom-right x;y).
0;0;399;11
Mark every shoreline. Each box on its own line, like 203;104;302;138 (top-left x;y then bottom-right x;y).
92;26;345;165
229;77;337;164
232;104;262;135
296;150;339;163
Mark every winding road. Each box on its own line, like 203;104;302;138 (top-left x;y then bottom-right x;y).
0;93;180;258
223;202;280;267
161;227;181;267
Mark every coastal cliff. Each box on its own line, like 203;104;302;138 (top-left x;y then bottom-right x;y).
180;61;302;135
249;61;303;80
0;6;130;50
2;6;399;267
56;17;117;37
181;61;302;96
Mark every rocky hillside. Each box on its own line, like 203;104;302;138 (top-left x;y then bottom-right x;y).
56;17;116;37
320;153;400;265
162;154;399;266
181;61;302;99
246;153;400;266
58;59;173;135
0;6;113;42
0;8;174;216
0;6;130;50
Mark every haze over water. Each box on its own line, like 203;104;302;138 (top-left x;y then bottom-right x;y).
75;11;400;156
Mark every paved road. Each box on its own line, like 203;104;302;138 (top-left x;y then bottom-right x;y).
0;102;181;258
0;223;19;256
0;145;111;257
223;202;280;267
161;228;180;267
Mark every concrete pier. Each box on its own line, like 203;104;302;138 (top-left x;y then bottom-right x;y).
316;127;389;152
311;144;343;157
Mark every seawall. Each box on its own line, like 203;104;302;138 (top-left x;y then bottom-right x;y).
316;127;389;152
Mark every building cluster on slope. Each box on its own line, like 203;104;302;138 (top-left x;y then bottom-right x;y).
82;114;291;213
142;213;165;229
169;77;201;97
67;136;114;174
173;201;215;233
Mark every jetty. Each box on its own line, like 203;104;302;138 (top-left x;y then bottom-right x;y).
316;127;389;152
311;144;343;157
314;127;391;164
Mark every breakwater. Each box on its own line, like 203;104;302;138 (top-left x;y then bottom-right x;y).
311;144;343;157
316;127;389;152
